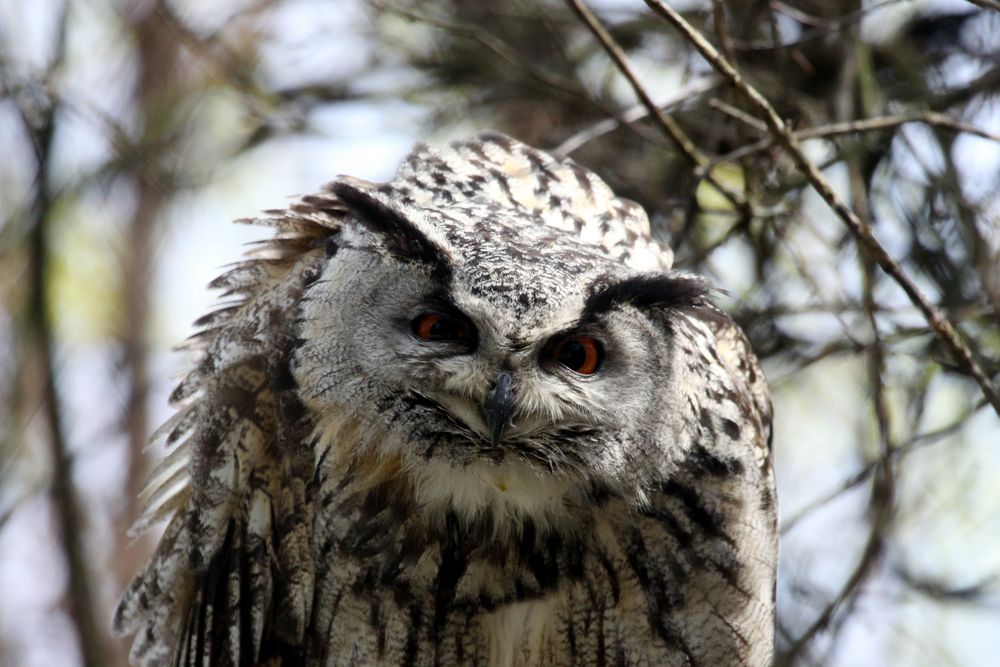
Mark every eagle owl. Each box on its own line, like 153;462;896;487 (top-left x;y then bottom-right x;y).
115;133;777;667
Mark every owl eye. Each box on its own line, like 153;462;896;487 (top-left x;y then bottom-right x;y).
411;312;473;344
545;335;603;375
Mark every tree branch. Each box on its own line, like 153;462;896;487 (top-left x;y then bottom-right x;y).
643;0;1000;419
19;4;108;665
565;0;752;218
779;222;897;666
702;111;1000;176
553;76;720;155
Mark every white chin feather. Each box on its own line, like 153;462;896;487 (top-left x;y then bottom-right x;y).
412;458;577;530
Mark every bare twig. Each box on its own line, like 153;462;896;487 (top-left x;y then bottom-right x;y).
711;0;736;64
707;98;767;134
702;112;1000;176
779;225;898;666
778;477;891;666
564;0;752;216
377;1;592;103
781;401;983;534
644;0;1000;418
564;0;704;164
554;76;720;155
896;567;1000;606
931;65;1000;115
728;0;904;52
783;51;896;661
770;1;840;28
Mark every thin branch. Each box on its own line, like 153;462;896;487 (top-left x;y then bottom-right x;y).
707;98;768;134
770;1;841;29
702;112;1000;176
564;0;752;217
644;0;1000;419
18;4;108;665
780;402;980;534
895;566;1000;607
778;478;890;666
728;0;905;52
711;0;736;64
553;76;720;155
778;231;898;666
376;1;592;103
930;64;1000;115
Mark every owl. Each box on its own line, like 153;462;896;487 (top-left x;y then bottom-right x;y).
115;132;777;667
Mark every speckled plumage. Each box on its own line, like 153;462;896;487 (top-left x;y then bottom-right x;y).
115;132;777;667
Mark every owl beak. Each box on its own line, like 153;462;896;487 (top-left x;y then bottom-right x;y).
483;372;514;445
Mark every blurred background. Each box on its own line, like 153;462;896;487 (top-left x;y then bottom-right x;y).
2;0;999;665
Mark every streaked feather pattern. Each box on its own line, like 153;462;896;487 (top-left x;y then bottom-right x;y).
117;133;776;667
115;195;340;666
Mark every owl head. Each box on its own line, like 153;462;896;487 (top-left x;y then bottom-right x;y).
292;134;725;526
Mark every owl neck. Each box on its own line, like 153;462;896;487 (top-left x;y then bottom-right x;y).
319;444;609;576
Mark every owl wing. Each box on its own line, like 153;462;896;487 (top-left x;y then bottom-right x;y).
114;194;344;667
703;306;773;465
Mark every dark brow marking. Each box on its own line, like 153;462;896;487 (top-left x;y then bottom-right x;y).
582;274;710;320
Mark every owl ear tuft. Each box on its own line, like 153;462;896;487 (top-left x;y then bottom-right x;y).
331;180;452;281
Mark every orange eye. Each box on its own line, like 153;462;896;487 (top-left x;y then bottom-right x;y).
411;312;472;343
548;335;603;375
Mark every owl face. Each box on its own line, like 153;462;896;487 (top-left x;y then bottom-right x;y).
294;181;711;519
